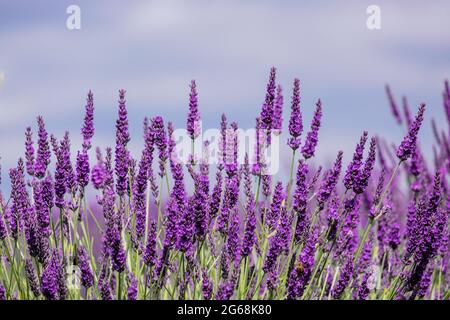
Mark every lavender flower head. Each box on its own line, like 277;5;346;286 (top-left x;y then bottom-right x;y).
81;90;94;151
288;78;303;150
396;103;426;161
272;84;284;132
34;116;51;179
24;127;35;176
353;137;377;194
301;99;322;159
77;246;94;288
317;151;343;209
115;89;130;196
260;67;277;142
187;80;201;140
343;131;368;191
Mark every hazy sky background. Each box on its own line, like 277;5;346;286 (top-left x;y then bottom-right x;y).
1;0;450;185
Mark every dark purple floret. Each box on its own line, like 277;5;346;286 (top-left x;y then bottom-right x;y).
25;258;41;297
202;270;213;300
133;152;151;240
217;175;239;234
331;258;354;299
216;280;235;300
0;283;5;300
0;211;7;240
260;67;277;144
54;144;67;209
343;131;368;191
317;151;343;208
287;228;317;299
60;132;76;193
115;89;130;197
209;170;223;220
353;137;377;194
272;85;284;132
226;208;241;267
9;159;29;239
187;80;201;140
151;116;168;177
288;78;302;150
76;150;90;195
24;127;35;176
81;90;95;151
24;207;40;257
143;221;157;267
396;104;426;161
267;181;284;230
127;272;138;300
77;246;94;288
34;116;51;179
41;251;59;300
293;160;309;243
301;99;322;159
91;157;107;190
193;172;209;241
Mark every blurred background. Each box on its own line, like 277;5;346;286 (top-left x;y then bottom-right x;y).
0;0;449;186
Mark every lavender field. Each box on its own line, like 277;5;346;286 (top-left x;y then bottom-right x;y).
0;67;449;300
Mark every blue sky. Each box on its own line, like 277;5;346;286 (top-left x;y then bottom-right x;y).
0;0;449;182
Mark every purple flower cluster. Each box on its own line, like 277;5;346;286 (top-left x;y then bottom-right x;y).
1;71;449;301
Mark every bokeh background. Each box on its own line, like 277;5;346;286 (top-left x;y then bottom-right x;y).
1;0;450;187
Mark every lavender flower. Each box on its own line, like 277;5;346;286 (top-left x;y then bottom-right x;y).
353;137;376;194
24;127;35;176
272;85;283;132
396;103;426;161
127;272;138;300
267;181;284;230
76;150;90;195
187;80;201;140
81;90;95;151
41;251;59;300
288;78;303;150
343;131;368;191
260;67;277;143
202;270;213;300
143;221;157;267
287;228;317;299
317;151;343;208
25;258;41;297
209;170;223;220
9;159;29;239
34;116;51;179
77;246;94;288
91;148;107;189
115;89;130;197
293;160;309;243
0;283;5;300
301;99;322;159
152;116;168;177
